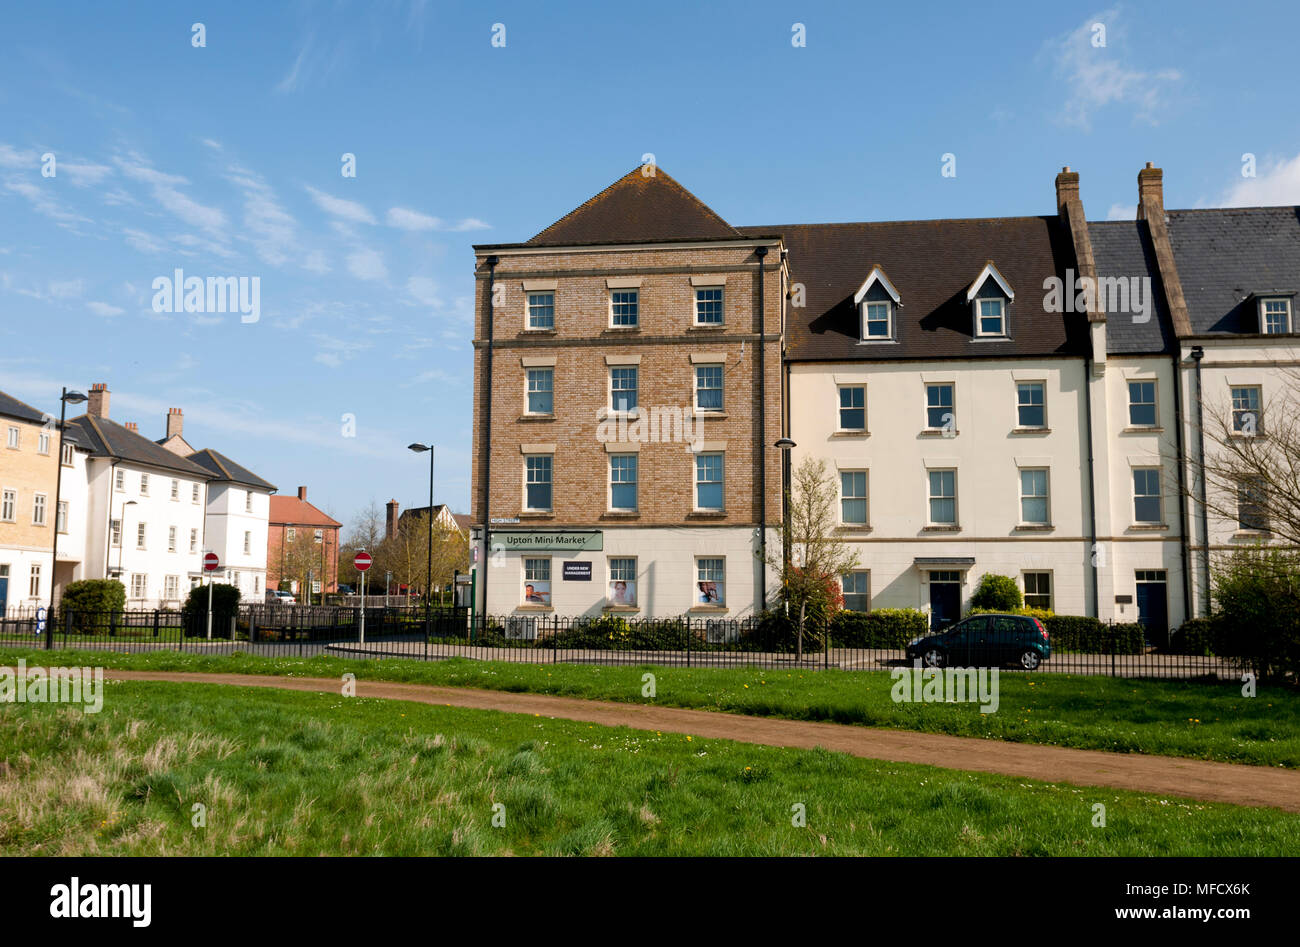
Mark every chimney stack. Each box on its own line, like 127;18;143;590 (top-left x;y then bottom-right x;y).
87;383;110;418
386;499;400;540
1054;166;1080;214
124;422;138;433
1137;162;1164;220
166;407;184;440
297;486;307;501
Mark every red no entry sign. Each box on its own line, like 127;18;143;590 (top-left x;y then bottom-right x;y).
203;552;220;572
354;551;372;572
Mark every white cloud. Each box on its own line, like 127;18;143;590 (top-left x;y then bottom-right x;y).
3;177;93;228
228;166;297;266
406;275;441;306
1219;153;1300;207
61;161;113;187
114;154;228;233
387;206;440;231
48;279;84;299
346;248;387;280
448;217;491;232
87;301;124;317
123;227;166;254
302;250;330;274
1045;10;1181;130
305;185;376;225
0;144;38;169
1106;202;1136;220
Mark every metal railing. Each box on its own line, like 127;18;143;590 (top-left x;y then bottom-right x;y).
0;607;1247;680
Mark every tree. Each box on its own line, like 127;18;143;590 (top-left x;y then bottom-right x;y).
338;501;386;589
1212;547;1300;683
376;510;470;603
763;456;859;661
280;528;329;603
1193;363;1300;546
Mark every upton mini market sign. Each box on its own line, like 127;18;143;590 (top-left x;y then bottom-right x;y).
495;530;603;552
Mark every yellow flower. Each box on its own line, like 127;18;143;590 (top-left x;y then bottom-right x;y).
686;736;693;742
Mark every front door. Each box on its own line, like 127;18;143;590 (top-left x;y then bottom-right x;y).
1135;571;1168;645
0;569;7;613
929;571;962;630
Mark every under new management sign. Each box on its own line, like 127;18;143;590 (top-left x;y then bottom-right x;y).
495;530;603;552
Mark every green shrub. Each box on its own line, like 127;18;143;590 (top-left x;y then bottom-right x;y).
181;583;241;637
1043;615;1145;654
829;608;928;648
970;574;1023;612
59;579;126;633
1169;616;1223;656
970;606;1054;621
1212;549;1300;683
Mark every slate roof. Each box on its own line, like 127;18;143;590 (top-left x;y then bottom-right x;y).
187;448;277;492
66;414;214;477
518;167;745;248
0;390;47;425
1087;220;1176;355
738;216;1087;361
1165;206;1300;335
269;495;341;529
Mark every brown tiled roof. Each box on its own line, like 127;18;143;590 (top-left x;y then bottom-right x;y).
68;414;214;477
269;495;341;528
522;167;744;247
188;448;277;492
737;216;1087;361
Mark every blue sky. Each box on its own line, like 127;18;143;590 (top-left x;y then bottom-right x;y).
2;1;1297;530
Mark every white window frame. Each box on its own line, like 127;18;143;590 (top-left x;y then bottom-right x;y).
111;518;122;547
862;300;891;340
170;479;179;500
137;521;147;550
526;291;556;331
839;470;868;526
694;363;724;413
609;366;638;414
609;454;638;512
522;556;551;605
130;573;147;599
693;286;724;326
56;500;68;534
245;492;254;513
29;563;41;597
168;526;177;552
841;570;870;612
1016;381;1047;429
975;297;1006;337
0;488;15;523
524;455;553;512
838;385;866;431
1018;468;1051;526
695;557;726;606
37;431;49;455
1133;467;1163;525
190;528;198;553
925;383;956;431
609;289;639;328
694;452;724;512
139;473;149;496
1260;297;1292;334
32;492;46;526
1022;571;1053;611
61;443;73;466
164;575;180;601
244;531;252;554
1127;379;1159;428
927;468;958;526
192;482;201;504
526;367;554;416
115;469;125;491
1230;385;1262;435
6;426;17;449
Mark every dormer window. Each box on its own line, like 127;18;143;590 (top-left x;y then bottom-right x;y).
852;266;901;342
965;262;1014;339
978;298;1005;336
1260;297;1292;334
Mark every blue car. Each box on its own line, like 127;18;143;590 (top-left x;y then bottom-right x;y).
905;613;1052;670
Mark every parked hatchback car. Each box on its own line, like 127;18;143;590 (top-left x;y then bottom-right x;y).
266;590;296;605
905;614;1051;670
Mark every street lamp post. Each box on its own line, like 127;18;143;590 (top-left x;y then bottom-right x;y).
408;443;434;640
46;388;86;647
775;437;796;618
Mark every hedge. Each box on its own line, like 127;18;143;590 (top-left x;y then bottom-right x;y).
60;579;126;633
829;608;928;648
1168;616;1222;656
1042;615;1146;654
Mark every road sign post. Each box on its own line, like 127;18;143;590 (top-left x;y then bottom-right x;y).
355;550;372;644
203;552;220;639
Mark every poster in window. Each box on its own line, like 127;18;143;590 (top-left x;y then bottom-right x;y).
696;581;724;605
523;581;550;605
608;580;636;607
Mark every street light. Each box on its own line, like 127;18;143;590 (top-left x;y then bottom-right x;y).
408;442;434;639
46;388;87;647
774;438;796;618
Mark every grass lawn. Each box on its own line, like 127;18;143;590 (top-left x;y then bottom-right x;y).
2;680;1296;856
1;646;1296;767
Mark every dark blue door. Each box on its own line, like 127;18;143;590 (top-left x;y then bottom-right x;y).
0;575;7;613
1136;577;1168;644
930;581;961;630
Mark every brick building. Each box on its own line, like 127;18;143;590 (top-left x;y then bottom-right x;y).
471;167;783;619
267;486;341;598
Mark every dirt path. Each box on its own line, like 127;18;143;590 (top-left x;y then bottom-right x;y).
100;668;1300;812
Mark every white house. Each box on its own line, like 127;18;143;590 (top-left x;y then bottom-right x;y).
186;448;275;601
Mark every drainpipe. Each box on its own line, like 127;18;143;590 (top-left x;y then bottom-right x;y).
1082;353;1100;619
1190;346;1210;615
1170;349;1193;624
479;255;498;619
755;245;768;611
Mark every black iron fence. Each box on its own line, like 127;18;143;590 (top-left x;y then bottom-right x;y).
0;606;1247;680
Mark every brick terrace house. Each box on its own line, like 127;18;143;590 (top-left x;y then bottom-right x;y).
267;486;341;596
471;167;783;620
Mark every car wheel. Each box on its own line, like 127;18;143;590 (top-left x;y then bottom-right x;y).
1018;649;1041;670
922;648;946;668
